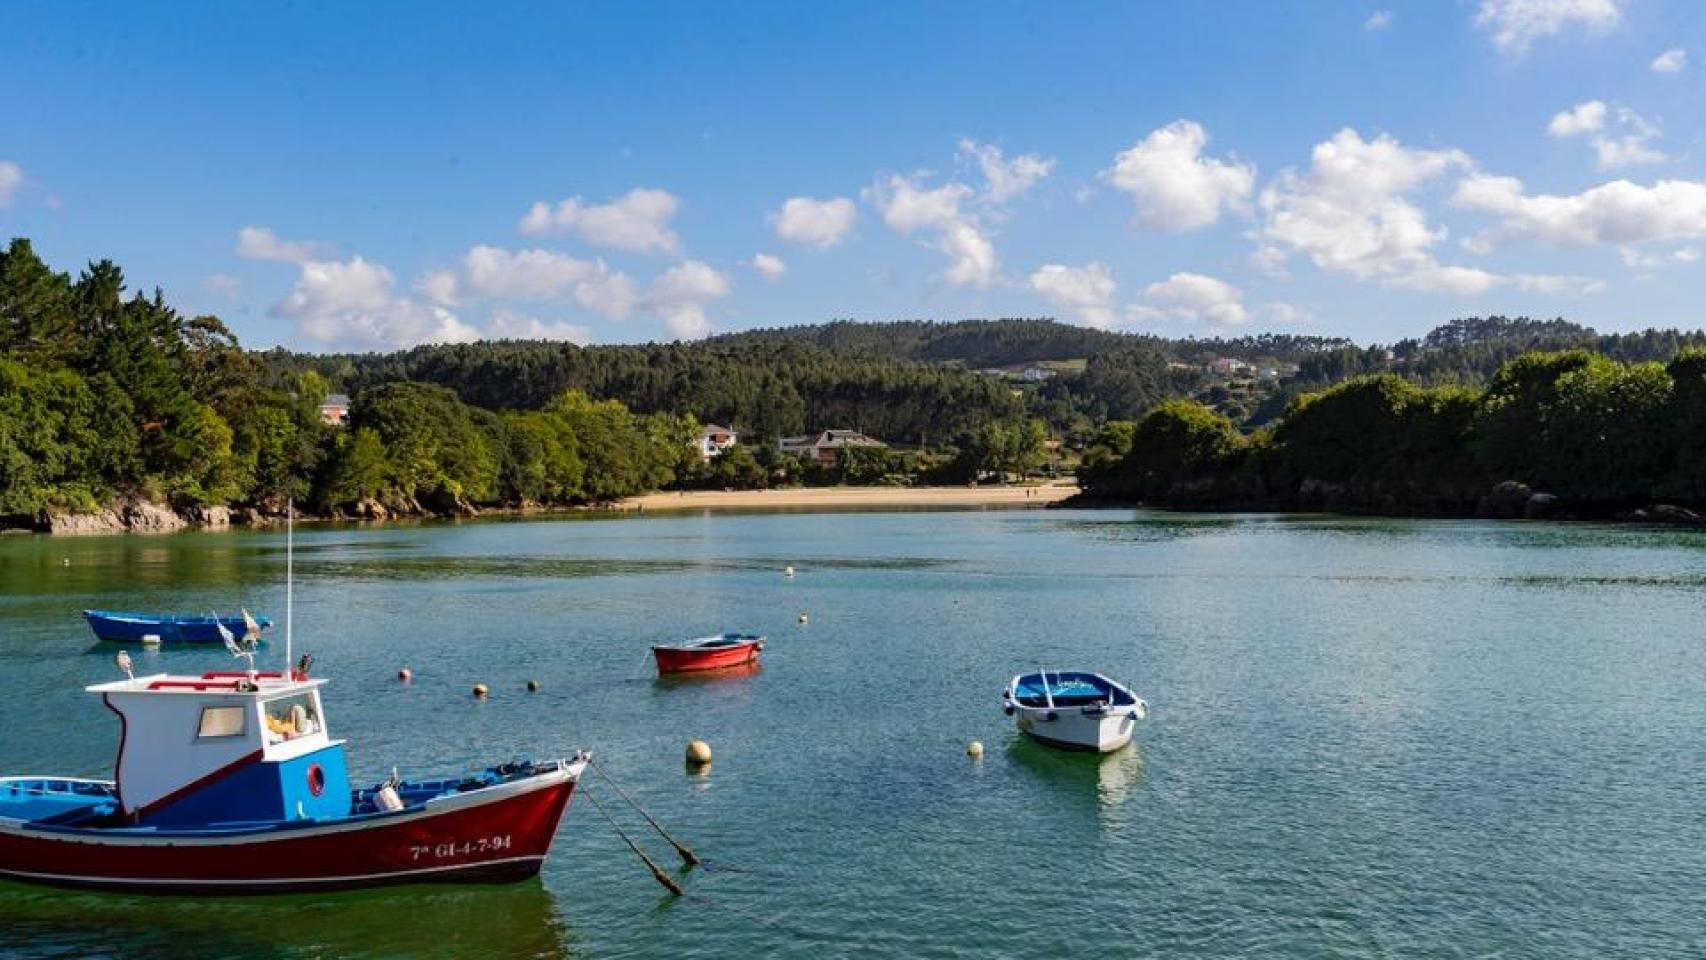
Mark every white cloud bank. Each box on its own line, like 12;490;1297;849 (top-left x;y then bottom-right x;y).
1029;262;1119;329
647;260;731;339
518;187;681;254
1454;173;1706;249
459;245;637;318
1139;272;1250;327
272;256;479;350
771;196;858;248
1104;120;1254;231
1364;10;1394;31
1474;0;1621;54
867;175;997;288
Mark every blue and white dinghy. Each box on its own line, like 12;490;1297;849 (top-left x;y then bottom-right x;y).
1002;670;1148;752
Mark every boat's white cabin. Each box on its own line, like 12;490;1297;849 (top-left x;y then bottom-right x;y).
86;671;351;825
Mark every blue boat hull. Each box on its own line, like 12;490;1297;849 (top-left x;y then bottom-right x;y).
82;610;272;645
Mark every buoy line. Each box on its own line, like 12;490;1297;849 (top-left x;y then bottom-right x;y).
589;757;700;866
580;785;685;896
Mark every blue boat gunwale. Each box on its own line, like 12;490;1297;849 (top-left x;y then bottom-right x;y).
82;609;274;644
1;761;570;841
1009;671;1138;709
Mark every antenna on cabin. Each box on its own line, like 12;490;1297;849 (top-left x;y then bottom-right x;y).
285;498;294;679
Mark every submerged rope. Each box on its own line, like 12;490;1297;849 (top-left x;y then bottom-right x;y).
581;785;684;896
588;758;701;866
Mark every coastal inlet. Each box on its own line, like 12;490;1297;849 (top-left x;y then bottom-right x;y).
1;508;1703;958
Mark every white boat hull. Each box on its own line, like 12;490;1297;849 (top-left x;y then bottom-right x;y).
1012;705;1139;753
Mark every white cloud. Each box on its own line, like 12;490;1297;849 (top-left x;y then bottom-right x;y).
1474;0;1620;53
750;253;787;281
0;161;21;206
1651;48;1687;73
1140;272;1250;327
771;196;858;248
959;139;1055;203
201;273;243;300
458;245;636;318
416;268;460;307
1028;262;1119;329
235;226;327;263
1259;128;1470;284
485;308;593;344
517;187;680;254
1453;172;1706;248
867;174;998;287
1548;101;1664;169
272;256;478;350
1103;120;1254;231
647;260;731;339
1364;10;1394;31
1592;108;1667;169
1547;100;1606;137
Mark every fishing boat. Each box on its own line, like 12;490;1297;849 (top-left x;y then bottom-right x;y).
0;504;588;895
84;609;273;645
652;633;764;674
0;667;587;893
1002;670;1148;752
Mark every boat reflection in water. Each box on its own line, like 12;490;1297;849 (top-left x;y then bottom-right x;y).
0;879;576;960
651;659;763;689
1007;737;1148;813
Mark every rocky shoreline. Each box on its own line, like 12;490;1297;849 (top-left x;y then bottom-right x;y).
4;495;605;536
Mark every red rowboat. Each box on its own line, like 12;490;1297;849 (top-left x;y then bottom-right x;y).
652;633;764;674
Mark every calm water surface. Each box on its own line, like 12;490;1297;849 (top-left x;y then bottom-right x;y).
0;509;1702;958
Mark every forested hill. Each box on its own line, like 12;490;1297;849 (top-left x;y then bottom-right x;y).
708;318;1352;369
9;236;1706;527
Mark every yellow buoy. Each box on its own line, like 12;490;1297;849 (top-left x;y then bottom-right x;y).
685;740;712;764
967;741;984;759
797;613;809;624
472;683;489;698
397;667;413;682
526;679;540;692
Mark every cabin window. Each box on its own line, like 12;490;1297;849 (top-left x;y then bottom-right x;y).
197;705;247;738
262;693;322;743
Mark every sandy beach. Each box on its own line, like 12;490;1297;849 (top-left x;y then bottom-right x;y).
613;482;1078;513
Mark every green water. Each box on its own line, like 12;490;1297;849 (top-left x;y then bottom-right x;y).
1;510;1703;959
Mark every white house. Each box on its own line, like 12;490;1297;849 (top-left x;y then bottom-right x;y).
695;424;738;460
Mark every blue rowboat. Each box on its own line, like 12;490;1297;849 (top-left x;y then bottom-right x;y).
82;610;272;645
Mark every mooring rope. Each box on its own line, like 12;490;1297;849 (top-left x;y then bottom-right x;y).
581;785;684;896
588;758;700;865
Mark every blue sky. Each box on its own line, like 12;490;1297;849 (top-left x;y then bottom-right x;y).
3;1;1704;350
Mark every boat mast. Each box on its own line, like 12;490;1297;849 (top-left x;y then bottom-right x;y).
285;498;293;676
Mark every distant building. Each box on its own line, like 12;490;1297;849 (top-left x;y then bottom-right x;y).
778;429;886;466
1021;367;1056;382
696;424;738;460
1209;357;1256;377
318;394;350;426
